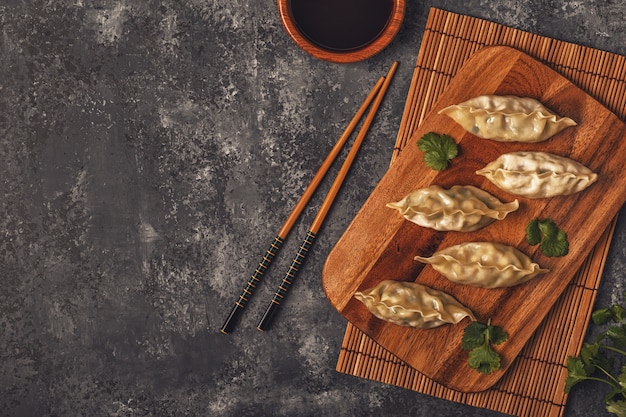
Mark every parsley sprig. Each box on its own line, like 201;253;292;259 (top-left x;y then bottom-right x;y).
526;218;569;257
417;132;458;171
565;296;626;416
462;319;508;374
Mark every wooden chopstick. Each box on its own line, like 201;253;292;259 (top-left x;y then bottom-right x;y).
220;74;386;334
257;61;399;331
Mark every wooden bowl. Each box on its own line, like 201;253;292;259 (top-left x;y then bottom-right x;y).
277;0;406;63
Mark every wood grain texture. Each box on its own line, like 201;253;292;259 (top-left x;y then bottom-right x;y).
323;46;626;392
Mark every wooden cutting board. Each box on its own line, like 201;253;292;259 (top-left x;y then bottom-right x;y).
322;46;626;392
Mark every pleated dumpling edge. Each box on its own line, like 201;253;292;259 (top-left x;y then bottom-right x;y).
415;242;550;289
438;95;576;143
354;280;476;329
476;151;598;198
386;184;519;232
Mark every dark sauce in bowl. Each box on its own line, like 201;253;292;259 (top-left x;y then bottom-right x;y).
289;0;394;51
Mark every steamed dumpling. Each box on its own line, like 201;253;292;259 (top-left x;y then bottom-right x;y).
438;95;576;142
476;151;598;198
386;185;519;232
354;280;476;329
415;242;549;288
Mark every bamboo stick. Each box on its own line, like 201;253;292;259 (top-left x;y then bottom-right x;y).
220;75;386;334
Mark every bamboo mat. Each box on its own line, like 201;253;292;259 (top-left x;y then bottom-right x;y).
336;8;626;417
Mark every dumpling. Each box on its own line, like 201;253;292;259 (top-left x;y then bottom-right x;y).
438;95;576;142
476;151;598;198
354;280;476;329
386;185;519;232
415;242;549;288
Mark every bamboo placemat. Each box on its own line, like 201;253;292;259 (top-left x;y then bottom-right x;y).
336;8;626;417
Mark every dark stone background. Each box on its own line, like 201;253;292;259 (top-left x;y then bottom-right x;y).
2;1;626;416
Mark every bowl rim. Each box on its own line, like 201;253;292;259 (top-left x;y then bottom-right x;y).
277;0;406;64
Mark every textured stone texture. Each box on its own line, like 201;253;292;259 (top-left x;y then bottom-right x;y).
1;1;625;416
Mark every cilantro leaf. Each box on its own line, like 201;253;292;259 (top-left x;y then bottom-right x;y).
596;349;615;372
537;218;559;237
593;308;614;325
417;132;458;171
612;305;626;323
462;320;507;375
468;344;501;374
618;369;626;391
606;399;626;417
566;293;626;415
581;342;614;375
606;388;626;404
461;322;487;350
565;356;589;393
423;151;451;171
607;326;626;349
526;218;569;257
488;325;509;345
525;218;542;246
540;229;569;257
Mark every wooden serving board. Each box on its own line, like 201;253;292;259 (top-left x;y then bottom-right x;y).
322;46;626;393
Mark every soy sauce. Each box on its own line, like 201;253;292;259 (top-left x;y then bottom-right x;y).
289;0;394;51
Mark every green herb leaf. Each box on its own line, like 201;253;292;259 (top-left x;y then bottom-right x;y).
618;370;626;391
462;320;507;375
525;218;542;246
489;325;509;345
613;305;626;323
565;356;589;393
606;399;626;417
461;322;487;350
468;344;501;374
566;294;626;414
597;350;616;374
417;132;458;171
525;218;569;257
594;308;615;325
540;229;569;257
581;342;601;374
537;218;559;237
607;326;626;349
606;387;626;404
423;151;451;171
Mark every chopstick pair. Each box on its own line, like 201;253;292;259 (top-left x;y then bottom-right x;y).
220;62;398;334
